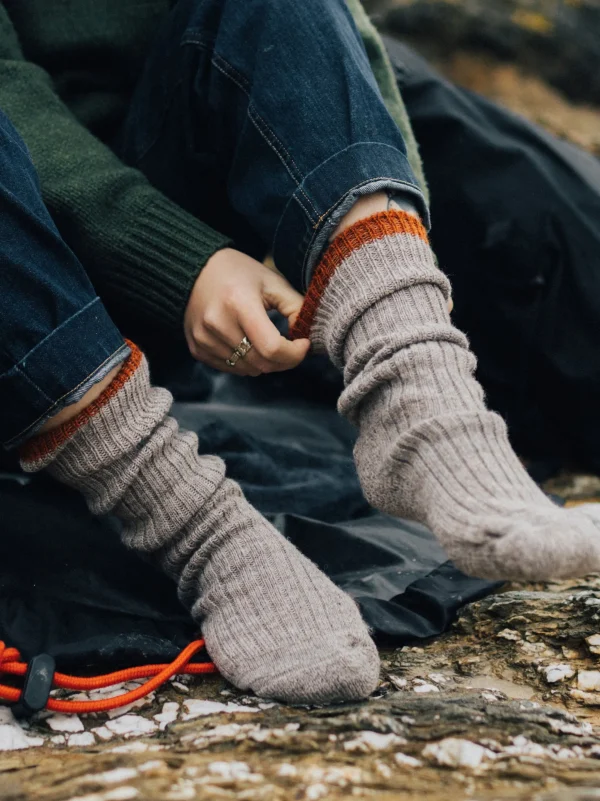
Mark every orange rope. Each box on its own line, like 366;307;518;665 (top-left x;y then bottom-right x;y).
0;640;217;713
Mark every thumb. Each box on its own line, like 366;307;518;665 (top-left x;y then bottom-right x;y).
263;271;305;324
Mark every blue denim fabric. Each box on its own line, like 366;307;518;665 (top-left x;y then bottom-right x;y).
0;0;426;447
0;111;128;449
116;0;427;290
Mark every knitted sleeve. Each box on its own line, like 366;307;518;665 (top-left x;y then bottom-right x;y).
0;7;232;330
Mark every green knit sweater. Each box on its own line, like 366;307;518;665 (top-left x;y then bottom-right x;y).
0;0;425;329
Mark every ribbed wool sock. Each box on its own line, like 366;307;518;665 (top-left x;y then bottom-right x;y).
20;344;379;704
291;211;600;581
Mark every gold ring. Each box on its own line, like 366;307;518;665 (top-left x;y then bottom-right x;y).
225;336;253;367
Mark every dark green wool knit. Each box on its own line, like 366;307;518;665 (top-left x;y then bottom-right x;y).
0;0;426;329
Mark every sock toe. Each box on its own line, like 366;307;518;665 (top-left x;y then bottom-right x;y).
246;632;381;705
451;508;600;581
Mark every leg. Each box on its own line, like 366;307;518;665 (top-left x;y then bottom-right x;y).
120;0;600;583
116;0;427;291
290;206;600;582
0;118;378;701
384;38;600;470
0;110;129;449
22;345;379;703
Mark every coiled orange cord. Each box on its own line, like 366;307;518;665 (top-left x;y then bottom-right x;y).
0;640;217;714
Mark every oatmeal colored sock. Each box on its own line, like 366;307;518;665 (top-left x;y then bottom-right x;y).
21;345;379;704
291;211;600;581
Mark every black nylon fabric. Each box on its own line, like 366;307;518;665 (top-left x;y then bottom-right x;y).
0;395;500;671
385;37;600;471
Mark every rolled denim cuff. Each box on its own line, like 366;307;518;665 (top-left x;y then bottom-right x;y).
1;297;129;449
272;142;429;290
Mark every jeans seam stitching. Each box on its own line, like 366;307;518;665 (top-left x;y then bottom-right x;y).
246;107;318;221
204;50;319;221
0;297;102;381
4;343;130;449
13;368;54;403
315;176;422;229
272;141;422;262
301;176;424;279
300;141;416;187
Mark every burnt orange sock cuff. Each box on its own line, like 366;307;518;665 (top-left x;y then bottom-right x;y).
20;340;143;465
289;210;429;341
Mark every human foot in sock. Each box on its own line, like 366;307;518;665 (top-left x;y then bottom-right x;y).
20;344;379;704
291;210;600;582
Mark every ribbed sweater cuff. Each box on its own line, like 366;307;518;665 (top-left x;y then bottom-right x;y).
104;194;233;329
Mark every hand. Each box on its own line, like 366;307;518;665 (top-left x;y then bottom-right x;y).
184;248;310;376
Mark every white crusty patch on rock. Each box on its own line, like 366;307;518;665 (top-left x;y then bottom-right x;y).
79;768;139;785
47;713;85;733
181;699;259;720
548;717;592;736
67;732;96;747
344;731;406;753
496;628;522;641
108;741;164;755
105;715;158;738
577;670;600;692
305;784;328;801
205;760;263;782
68;789;139;801
91;726;114;741
153;702;179;731
394;752;423;768
423;738;493;769
412;683;440;694
0;708;45;751
304;766;365;786
539;664;576;684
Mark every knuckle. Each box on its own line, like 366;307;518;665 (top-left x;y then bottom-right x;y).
203;313;220;333
259;341;279;361
224;286;245;310
191;323;204;342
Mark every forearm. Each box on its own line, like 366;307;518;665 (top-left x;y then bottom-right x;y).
0;8;231;328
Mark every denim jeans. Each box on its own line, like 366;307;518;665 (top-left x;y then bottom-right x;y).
116;0;426;290
0;0;425;448
0;112;129;449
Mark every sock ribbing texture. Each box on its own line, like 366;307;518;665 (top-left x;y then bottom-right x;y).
21;346;379;704
295;210;600;581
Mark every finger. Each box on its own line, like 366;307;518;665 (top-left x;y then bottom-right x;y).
448;296;454;314
186;323;262;375
199;351;261;377
192;327;247;364
262;271;306;323
237;300;310;370
204;354;261;377
205;310;286;374
191;343;261;377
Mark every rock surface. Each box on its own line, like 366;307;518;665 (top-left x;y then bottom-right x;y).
6;565;600;799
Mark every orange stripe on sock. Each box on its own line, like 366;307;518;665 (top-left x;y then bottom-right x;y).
20;340;143;465
289;210;428;341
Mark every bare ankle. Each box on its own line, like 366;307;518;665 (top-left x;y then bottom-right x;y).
38;364;121;434
330;191;420;241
